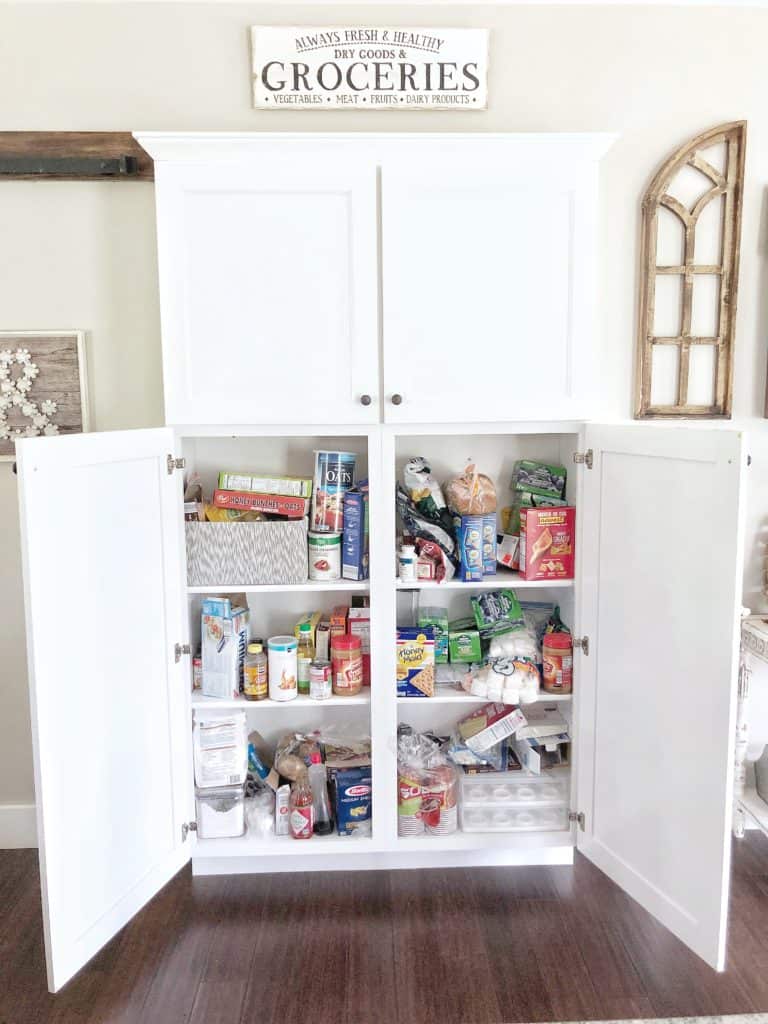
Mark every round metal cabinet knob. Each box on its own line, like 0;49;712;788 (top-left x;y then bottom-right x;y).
360;394;372;406
391;393;403;405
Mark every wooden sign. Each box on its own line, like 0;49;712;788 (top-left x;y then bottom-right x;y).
251;26;488;110
0;331;89;459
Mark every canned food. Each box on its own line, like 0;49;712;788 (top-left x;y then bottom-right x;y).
308;531;341;581
309;660;332;701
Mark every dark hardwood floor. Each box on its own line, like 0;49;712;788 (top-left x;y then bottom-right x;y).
2;835;768;1024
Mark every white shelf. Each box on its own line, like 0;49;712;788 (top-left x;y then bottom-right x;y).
187;580;370;595
397;569;573;591
191;691;371;709
397;691;572;705
195;832;372;857
394;829;572;852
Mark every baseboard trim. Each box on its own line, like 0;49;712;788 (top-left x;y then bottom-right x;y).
0;803;37;848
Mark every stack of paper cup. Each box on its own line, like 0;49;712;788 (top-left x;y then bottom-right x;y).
398;770;425;837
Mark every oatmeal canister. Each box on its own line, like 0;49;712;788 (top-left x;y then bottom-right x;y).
308;531;341;581
311;450;356;533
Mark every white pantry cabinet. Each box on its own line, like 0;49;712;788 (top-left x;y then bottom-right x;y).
137;133;614;426
17;420;746;992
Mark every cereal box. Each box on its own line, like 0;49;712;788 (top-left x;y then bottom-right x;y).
342;482;369;581
519;507;576;581
396;627;435;697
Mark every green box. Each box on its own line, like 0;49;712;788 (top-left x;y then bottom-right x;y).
418;606;449;664
448;617;482;663
510;460;567;501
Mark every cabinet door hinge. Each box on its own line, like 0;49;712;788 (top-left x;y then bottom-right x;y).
573;636;590;656
569;811;586;831
174;642;191;663
181;821;197;842
167;454;186;475
573;449;593;470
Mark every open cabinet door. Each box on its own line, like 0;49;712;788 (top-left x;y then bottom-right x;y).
577;424;746;970
17;428;191;992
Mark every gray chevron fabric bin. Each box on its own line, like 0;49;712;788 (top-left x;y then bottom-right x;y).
185;518;308;586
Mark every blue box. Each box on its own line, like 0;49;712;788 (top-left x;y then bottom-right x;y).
342;481;369;581
331;766;372;836
458;515;484;582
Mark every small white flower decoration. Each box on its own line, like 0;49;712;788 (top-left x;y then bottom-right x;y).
16;378;32;393
43;424;59;436
0;346;60;446
15;348;31;365
40;400;57;415
0;350;13;367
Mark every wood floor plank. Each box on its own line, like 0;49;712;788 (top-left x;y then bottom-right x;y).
391;868;503;1024
3;834;768;1023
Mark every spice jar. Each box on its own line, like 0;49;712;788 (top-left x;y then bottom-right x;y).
542;632;573;694
331;633;363;696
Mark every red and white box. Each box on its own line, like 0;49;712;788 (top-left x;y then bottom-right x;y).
519;507;575;581
212;489;308;518
457;703;527;753
348;597;371;687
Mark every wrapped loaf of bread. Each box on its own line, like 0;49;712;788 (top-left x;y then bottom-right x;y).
445;464;497;515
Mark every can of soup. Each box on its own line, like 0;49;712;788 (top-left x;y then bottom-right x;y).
309;660;332;701
311;450;356;533
308;531;341;580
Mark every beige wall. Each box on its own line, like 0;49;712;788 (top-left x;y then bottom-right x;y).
0;2;767;807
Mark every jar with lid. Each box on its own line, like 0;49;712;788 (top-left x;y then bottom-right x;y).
243;642;268;701
542;632;573;694
331;633;363;696
268;635;298;701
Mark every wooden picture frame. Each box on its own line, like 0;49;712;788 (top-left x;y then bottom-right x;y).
0;330;90;460
635;121;746;419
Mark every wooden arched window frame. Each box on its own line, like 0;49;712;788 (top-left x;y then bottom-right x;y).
635;121;746;418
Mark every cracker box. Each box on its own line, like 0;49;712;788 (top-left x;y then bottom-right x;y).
342;482;369;581
201;597;250;700
348;596;371;686
217;471;312;498
212;489;308;518
448;617;482;664
396;627;435;697
519;506;576;581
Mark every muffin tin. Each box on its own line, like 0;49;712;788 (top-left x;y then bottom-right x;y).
459;770;570;833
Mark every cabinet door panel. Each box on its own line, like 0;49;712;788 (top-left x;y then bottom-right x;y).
155;160;378;425
382;160;596;423
577;424;745;969
17;428;190;991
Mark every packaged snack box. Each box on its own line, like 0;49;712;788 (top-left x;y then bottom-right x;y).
212;489;308;518
348;596;371;686
457;515;484;582
520;507;576;581
342;482;369;581
448;617;482;663
217;471;312;498
201;597;250;699
471;589;524;639
511;460;567;500
396;627;435;696
418;606;449;664
457;703;527;753
482;513;497;576
329;605;349;639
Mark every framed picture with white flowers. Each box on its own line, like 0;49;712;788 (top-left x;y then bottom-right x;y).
0;331;89;460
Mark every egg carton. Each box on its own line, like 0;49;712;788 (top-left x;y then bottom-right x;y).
460;771;570;809
460;803;569;833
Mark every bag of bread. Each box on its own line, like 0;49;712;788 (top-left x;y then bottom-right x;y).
445;464;497;516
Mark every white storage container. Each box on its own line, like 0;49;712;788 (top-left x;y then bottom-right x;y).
195;784;246;839
459;770;570;833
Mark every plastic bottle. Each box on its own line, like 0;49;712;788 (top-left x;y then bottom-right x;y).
243;642;268;701
308;752;334;836
289;771;314;839
297;621;315;696
399;543;417;582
